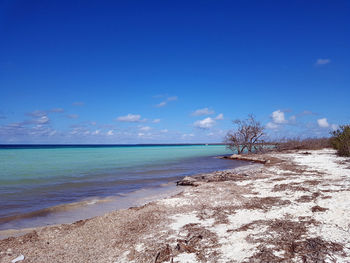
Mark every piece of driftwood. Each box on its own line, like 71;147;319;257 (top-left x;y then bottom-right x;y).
228;154;269;164
176;176;201;186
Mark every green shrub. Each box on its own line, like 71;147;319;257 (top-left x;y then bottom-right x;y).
330;125;350;157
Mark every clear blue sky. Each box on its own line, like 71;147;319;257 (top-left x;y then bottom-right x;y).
1;0;349;143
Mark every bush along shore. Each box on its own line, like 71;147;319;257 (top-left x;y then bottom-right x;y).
1;147;350;262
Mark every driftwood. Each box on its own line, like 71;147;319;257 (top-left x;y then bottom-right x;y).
176;176;201;186
222;154;269;164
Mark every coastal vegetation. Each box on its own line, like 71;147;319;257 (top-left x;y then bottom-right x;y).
273;125;350;157
274;137;331;151
330;125;350;156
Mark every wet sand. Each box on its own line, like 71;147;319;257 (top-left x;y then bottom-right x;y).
0;148;349;262
0;182;183;234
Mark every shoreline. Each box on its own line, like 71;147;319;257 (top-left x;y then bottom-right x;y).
0;155;249;237
1;148;349;262
0;151;245;234
0;181;184;239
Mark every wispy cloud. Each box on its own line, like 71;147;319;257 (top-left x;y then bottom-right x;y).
24;111;50;125
192;107;214;116
182;133;194;138
27;108;64;118
155;96;178;107
214;113;224;120
139;126;151;131
35;116;50;124
156;102;167;107
152;119;161;123
27;110;46;117
315;58;331;66
117;114;145;122
0;120;55;139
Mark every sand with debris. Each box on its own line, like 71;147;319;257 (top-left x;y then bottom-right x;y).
1;148;350;263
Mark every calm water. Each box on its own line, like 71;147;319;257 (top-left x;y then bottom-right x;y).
0;145;244;230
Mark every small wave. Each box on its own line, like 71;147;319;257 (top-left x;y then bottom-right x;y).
0;197;112;226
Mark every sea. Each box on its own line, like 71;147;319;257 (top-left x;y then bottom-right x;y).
0;144;246;232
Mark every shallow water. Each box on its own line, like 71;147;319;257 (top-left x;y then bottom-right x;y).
0;145;244;230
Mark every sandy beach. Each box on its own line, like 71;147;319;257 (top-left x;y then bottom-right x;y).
1;148;350;263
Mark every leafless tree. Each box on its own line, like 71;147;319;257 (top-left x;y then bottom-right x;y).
224;114;265;154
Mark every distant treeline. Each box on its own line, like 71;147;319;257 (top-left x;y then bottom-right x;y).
270;137;331;151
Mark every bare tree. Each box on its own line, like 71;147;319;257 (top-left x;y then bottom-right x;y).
224;114;265;154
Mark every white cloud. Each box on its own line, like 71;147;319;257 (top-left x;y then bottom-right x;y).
160;129;168;133
194;117;215;129
138;133;145;137
266;122;279;129
107;130;114;136
152;119;160;123
35;116;50;124
289;115;296;122
315;58;331;65
271;110;287;124
92;129;101;135
331;124;338;131
215;113;224;120
192;108;214;116
140;126;151;131
317;118;329;128
117;114;143;122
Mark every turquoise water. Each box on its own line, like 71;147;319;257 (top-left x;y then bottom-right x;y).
0;145;243;230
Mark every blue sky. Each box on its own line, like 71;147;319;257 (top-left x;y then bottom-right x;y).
1;0;349;143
